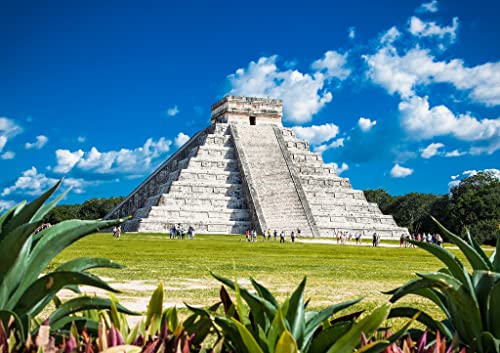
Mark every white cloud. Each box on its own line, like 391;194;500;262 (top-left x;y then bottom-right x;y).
1;167;91;197
380;26;401;45
228;54;350;123
311;51;351;80
0;117;23;152
348;27;356;39
166;105;180;117
409;16;459;42
314;138;345;154
325;162;349;175
416;0;439;13
54;137;172;175
292;123;340;145
25;135;48;150
390;163;414;178
420;142;444;158
174;132;190;148
77;136;86;143
445;149;466;157
399;96;500;150
54;149;85;173
358;117;377;132
1;151;15;160
0;200;15;213
365;45;500;106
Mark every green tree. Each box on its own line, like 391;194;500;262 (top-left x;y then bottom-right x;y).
363;189;395;213
448;171;500;244
43;196;124;223
388;193;438;235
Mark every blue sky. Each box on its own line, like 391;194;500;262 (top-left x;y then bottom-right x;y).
1;0;499;210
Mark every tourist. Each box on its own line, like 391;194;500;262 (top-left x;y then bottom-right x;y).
279;231;285;243
245;229;249;242
291;230;295;243
400;233;405;247
116;226;121;239
252;229;257;242
372;232;377;247
355;233;362;244
273;229;277;241
297;228;301;237
267;228;272;241
112;226;117;238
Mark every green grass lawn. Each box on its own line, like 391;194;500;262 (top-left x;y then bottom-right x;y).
50;233;489;322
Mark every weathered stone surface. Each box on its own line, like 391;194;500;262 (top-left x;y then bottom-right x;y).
106;96;407;238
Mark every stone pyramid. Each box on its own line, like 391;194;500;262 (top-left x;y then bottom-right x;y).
106;96;407;238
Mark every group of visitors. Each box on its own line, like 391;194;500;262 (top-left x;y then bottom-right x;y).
245;228;301;243
335;230;365;245
169;224;195;240
400;232;443;247
112;226;122;239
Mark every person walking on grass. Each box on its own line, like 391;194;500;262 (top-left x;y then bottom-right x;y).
280;230;285;243
116;226;121;239
273;229;278;241
291;230;295;243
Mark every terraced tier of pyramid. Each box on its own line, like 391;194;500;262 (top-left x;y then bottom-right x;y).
106;96;407;238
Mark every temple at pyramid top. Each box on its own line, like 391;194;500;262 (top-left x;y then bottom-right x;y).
106;95;407;238
211;96;283;126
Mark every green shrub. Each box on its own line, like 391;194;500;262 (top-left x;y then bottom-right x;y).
386;217;500;353
0;180;134;347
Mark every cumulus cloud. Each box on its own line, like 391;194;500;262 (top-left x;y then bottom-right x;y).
390;163;414;178
77;136;86;143
166;105;180;117
228;53;350;123
311;51;351;80
174;132;190;148
420;142;444;158
314;138;345;154
358;117;377;132
365;45;500;106
399;96;500;149
380;27;401;45
54;149;85;173
25;135;48;150
416;0;439;13
0;117;23;152
292;123;340;145
409;16;459;42
1;167;91;197
54;137;172;175
1;151;15;160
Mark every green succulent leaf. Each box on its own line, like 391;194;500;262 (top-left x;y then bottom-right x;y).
432;216;492;271
268;307;287;353
231;317;265;353
307;321;353;353
326;302;392;353
145;281;164;328
49;296;138;326
30;187;72;223
301;298;363;352
0;236;32;306
494;235;500;272
275;330;299;353
9;218;123;307
55;257;125;272
356;341;391;353
488;281;500;338
251;277;279;309
285;277;306;348
0;309;25;342
1;179;62;238
14;271;120;318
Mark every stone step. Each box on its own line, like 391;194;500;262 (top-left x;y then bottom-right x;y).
196;146;235;159
147;208;250;221
159;195;247;209
169;181;244;197
177;170;242;184
187;157;239;171
137;219;252;234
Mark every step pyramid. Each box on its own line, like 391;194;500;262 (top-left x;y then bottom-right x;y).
106;96;407;238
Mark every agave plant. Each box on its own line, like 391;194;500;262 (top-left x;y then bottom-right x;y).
183;272;412;353
386;217;500;353
0;180;135;345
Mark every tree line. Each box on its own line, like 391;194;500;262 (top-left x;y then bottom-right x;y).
364;171;500;244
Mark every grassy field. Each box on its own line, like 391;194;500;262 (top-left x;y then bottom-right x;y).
49;232;493;324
